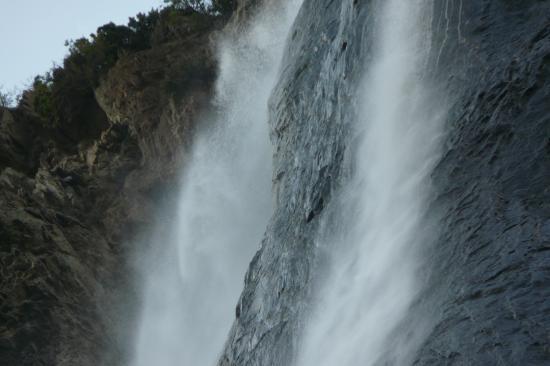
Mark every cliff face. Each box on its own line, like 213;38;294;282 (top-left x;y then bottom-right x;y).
0;10;220;366
1;0;549;365
415;1;550;364
219;0;361;364
219;0;550;365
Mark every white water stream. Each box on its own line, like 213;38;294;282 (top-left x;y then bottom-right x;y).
131;0;446;364
299;1;445;365
131;2;302;365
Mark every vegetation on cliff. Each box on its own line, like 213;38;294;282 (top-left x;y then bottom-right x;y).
24;0;232;130
166;0;236;15
0;2;226;364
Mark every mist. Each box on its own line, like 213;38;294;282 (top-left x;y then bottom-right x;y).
298;1;447;365
130;1;303;365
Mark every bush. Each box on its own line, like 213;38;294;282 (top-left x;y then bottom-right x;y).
0;89;13;108
211;0;236;16
61;9;161;89
165;0;208;12
25;2;226;127
0;86;21;108
26;8;164;127
164;0;236;16
31;75;59;125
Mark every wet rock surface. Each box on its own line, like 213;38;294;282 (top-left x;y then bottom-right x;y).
219;0;368;364
1;0;549;365
219;0;550;365
413;1;550;364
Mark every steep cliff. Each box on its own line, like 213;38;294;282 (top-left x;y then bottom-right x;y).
0;8;222;366
219;0;367;363
219;0;550;365
1;0;549;365
415;1;550;364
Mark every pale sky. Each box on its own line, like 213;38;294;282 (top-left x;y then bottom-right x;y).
0;0;165;92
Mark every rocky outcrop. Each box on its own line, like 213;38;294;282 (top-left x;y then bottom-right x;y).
94;19;217;195
0;9;222;366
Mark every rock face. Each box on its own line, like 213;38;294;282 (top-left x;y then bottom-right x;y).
0;11;220;366
413;1;550;364
219;0;550;365
218;0;362;364
1;0;549;365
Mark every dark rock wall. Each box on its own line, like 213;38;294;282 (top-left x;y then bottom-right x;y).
414;1;550;364
1;0;549;365
219;0;550;365
219;0;371;364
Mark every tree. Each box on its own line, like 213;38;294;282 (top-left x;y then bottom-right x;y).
31;75;59;124
212;0;236;16
163;0;236;16
0;85;20;108
164;0;208;12
0;90;12;108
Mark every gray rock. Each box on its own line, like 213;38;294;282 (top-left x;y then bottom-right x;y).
219;0;550;365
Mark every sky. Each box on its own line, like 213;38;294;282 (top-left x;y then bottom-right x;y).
0;0;165;92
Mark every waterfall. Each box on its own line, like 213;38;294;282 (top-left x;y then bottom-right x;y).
131;2;303;365
298;1;446;365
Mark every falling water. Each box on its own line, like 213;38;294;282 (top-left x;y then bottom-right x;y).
299;1;445;365
131;2;303;365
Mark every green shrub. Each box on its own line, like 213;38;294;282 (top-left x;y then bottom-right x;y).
165;0;208;12
25;2;225;127
28;8;164;126
211;0;236;16
61;10;161;89
0;89;13;108
164;0;236;16
31;75;59;125
0;86;21;108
